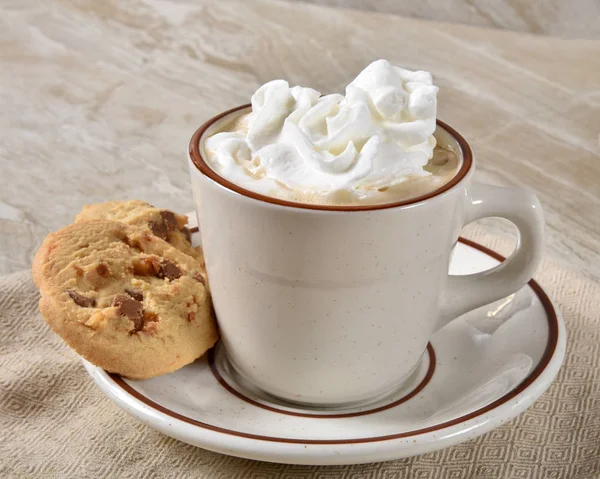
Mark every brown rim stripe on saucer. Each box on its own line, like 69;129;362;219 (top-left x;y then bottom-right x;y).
188;104;474;212
208;343;435;419
106;238;559;445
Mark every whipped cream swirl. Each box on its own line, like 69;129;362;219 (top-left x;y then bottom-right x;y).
204;59;439;196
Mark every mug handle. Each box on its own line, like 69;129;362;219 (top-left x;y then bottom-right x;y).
436;183;544;331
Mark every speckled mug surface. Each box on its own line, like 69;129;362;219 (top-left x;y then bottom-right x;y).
188;105;545;406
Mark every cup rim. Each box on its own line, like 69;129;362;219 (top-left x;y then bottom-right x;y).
189;104;473;211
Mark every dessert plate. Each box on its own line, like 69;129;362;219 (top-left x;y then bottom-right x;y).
84;217;566;465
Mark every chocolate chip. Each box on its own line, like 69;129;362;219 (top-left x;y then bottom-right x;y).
68;290;96;308
181;226;192;243
130;317;143;333
113;295;143;332
160;211;178;231
156;259;182;281
96;263;110;277
149;211;179;241
125;288;143;301
113;295;143;318
73;265;84;277
193;272;206;287
149;220;168;240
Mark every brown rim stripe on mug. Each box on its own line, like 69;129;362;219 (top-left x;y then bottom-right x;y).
207;343;436;419
188;104;474;211
106;238;559;445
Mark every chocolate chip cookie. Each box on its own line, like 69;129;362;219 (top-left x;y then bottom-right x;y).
75;200;202;263
32;220;217;379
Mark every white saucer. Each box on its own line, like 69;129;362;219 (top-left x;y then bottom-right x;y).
84;221;566;465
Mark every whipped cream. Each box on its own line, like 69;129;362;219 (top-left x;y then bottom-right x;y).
204;59;440;199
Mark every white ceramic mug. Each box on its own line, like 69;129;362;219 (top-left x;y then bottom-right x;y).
188;105;544;406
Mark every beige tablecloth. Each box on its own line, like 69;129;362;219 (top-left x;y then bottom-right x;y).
1;230;599;478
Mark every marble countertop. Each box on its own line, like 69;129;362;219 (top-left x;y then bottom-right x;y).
1;0;599;284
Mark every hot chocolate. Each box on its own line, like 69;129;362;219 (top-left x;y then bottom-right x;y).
202;59;460;206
